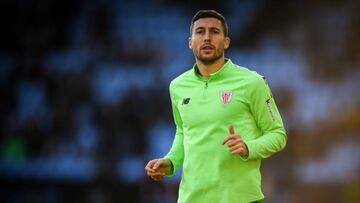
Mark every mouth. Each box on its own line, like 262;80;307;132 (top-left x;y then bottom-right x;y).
201;44;215;50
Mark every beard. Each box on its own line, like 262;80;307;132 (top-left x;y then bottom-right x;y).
194;46;224;65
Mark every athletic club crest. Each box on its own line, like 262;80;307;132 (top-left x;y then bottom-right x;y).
220;91;233;105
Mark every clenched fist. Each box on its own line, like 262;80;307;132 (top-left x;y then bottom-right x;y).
145;158;172;181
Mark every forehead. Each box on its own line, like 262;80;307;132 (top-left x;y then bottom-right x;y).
193;17;222;29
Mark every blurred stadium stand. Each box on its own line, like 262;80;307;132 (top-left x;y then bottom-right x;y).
0;0;359;202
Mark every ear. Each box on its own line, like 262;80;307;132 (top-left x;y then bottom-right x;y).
224;37;231;50
188;37;193;49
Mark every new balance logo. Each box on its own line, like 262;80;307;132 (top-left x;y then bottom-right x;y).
182;98;190;105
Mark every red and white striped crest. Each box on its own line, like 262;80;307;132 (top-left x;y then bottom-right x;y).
220;91;233;105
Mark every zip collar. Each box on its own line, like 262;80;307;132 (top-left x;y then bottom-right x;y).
193;58;233;81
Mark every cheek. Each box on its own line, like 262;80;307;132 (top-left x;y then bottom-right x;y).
217;42;225;51
191;38;201;47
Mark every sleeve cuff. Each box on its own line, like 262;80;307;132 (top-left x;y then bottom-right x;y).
239;140;256;161
163;156;176;176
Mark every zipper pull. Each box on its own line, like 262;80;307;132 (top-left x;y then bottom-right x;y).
205;81;208;88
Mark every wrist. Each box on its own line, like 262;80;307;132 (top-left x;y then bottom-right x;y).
164;159;173;169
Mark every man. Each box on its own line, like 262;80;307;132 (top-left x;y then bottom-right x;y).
145;10;287;203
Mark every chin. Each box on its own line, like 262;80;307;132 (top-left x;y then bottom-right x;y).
200;55;221;64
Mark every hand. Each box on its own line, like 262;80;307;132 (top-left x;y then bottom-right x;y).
222;125;248;157
145;158;172;181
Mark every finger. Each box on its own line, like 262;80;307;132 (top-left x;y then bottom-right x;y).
222;135;238;145
148;171;158;177
151;176;159;181
230;146;242;154
148;172;165;176
152;159;163;170
228;125;235;135
229;144;244;152
148;171;165;177
147;171;152;176
147;169;156;176
227;138;243;147
152;175;163;181
150;173;165;181
145;161;156;173
232;147;245;155
147;169;161;175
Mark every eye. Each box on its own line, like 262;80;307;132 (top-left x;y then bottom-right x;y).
212;29;220;34
196;30;204;34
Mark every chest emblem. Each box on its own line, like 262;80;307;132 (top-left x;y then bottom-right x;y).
220;91;233;105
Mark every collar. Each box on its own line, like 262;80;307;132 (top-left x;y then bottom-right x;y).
193;58;233;81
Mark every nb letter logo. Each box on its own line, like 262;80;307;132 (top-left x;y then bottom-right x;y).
182;98;190;105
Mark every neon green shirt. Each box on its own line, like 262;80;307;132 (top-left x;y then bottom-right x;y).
164;59;287;203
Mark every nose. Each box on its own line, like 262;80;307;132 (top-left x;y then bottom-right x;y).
204;31;211;41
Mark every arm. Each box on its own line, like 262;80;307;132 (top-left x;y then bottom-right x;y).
163;85;185;175
243;76;287;160
145;85;185;180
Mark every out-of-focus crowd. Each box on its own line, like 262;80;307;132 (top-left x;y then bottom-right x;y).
1;0;359;202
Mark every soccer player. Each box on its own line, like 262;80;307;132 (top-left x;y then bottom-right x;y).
145;10;287;203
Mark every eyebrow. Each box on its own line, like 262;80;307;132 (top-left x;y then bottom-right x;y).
195;27;221;31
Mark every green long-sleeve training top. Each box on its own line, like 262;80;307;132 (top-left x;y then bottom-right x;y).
164;59;287;203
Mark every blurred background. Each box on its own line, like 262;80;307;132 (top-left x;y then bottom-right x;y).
0;0;359;202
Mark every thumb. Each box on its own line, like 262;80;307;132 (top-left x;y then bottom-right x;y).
228;125;235;135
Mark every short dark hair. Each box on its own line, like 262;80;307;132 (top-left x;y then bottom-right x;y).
190;10;228;37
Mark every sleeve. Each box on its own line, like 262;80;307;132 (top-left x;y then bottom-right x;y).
163;85;185;176
242;76;287;160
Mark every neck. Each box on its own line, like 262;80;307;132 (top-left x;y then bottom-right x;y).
196;57;225;77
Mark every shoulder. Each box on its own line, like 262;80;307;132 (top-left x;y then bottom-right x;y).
233;66;273;103
231;64;265;85
169;69;194;93
229;64;271;100
169;68;193;91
